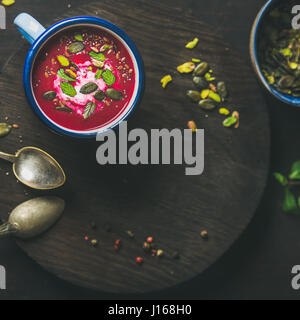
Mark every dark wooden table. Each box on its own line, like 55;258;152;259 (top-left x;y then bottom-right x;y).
0;0;299;300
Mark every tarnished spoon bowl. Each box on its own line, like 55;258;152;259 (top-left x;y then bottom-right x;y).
0;147;66;190
0;196;65;239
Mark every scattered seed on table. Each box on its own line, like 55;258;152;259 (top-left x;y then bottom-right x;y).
157;249;164;257
90;239;98;247
143;242;151;251
232;111;240;129
146;236;153;243
151;249;157;257
12;124;19;129
126;230;135;239
136;257;143;264
84;236;89;241
188;121;197;132
201;230;209;239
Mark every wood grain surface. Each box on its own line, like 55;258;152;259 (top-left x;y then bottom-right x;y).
0;0;270;294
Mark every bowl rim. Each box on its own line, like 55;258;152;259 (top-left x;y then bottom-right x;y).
23;16;145;138
250;0;300;106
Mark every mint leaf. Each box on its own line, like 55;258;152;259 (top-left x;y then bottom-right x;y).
89;51;105;61
102;69;116;86
60;81;77;97
95;68;103;80
274;172;288;186
74;34;83;42
283;188;298;213
57;69;76;82
289;161;300;180
83;102;96;119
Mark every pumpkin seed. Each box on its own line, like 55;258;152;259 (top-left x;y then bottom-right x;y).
80;82;98;94
193;76;208;90
0;123;12;138
55;106;72;113
94;90;106;101
198;99;216;110
106;88;123;100
67;42;85;54
278;75;295;89
193;62;209;76
186;90;201;102
83;102;96;119
217;81;228;99
43;91;57;100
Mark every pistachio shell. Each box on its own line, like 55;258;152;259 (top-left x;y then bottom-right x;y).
43;91;57;100
199;99;216;110
106;88;123;100
186;90;201;102
0;123;12;138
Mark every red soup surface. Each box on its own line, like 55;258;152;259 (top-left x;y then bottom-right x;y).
32;27;136;132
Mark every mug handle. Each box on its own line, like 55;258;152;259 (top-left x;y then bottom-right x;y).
14;13;46;44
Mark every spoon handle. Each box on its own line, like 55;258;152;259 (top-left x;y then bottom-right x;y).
0;151;17;163
0;222;18;238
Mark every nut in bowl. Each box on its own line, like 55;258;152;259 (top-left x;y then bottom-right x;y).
14;13;145;138
250;0;300;106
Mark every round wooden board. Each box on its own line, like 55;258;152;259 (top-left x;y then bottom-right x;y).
0;0;270;294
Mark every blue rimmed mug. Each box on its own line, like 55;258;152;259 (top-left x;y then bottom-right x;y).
14;13;145;138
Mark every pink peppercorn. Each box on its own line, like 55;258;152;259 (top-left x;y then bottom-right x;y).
146;237;153;243
136;257;143;264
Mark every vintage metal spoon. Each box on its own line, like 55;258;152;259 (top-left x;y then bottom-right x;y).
0;147;66;190
0;197;65;239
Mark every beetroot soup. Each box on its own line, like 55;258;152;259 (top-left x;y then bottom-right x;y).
32;27;136;132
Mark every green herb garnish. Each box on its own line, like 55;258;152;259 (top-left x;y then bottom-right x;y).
74;34;84;42
89;51;105;61
274;161;300;214
83;101;96;119
102;69;116;86
60;81;77;97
